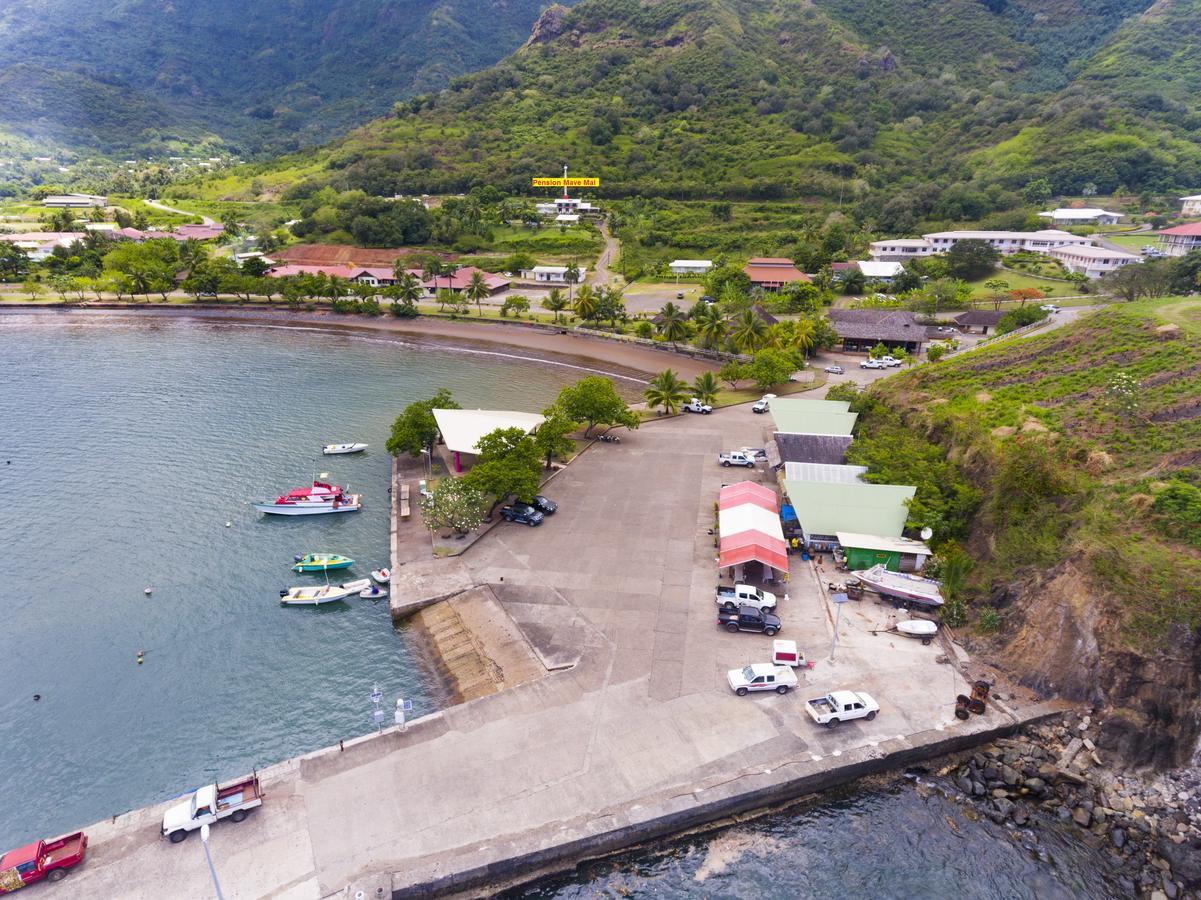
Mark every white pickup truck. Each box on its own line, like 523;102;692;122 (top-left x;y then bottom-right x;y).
727;663;798;696
806;690;879;727
716;583;782;612
162;774;263;843
718;450;757;467
683;398;713;414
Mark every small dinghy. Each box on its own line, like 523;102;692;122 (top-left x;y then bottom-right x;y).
280;584;353;606
359;584;388;600
323;443;368;455
896;619;939;645
371;568;391;584
340;578;372;594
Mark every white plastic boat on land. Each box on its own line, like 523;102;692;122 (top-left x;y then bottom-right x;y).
852;564;945;607
253;481;361;516
279;584;354;606
323;443;368;455
896;619;939;644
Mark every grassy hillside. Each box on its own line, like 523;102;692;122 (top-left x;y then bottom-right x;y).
847;299;1201;646
190;0;1201;219
0;0;574;156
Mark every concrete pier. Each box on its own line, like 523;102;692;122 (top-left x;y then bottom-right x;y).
57;410;1062;899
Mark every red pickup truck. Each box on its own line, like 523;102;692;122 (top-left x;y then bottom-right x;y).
0;832;88;892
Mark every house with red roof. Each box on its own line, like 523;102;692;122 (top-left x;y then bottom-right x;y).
1157;223;1201;258
743;257;810;292
420;266;510;295
170;223;227;241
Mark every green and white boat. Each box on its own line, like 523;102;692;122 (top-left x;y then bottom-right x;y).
292;553;354;573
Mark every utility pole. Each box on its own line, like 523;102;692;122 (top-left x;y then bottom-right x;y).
200;825;226;900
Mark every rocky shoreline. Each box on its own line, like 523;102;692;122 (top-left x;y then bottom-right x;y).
932;710;1201;898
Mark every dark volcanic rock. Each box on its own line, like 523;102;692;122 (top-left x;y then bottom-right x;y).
1158;837;1201;887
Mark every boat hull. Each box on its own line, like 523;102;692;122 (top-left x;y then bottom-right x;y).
280;586;353;606
852;565;944;607
254;500;361;516
323;443;368;455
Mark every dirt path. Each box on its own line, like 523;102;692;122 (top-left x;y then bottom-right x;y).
589;219;620;286
144;199;216;225
0;305;720;380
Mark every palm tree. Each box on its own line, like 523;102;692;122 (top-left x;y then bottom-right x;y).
693;303;727;349
541;287;568;323
729;308;767;353
421;259;443;298
464;270;490;315
656;301;689;349
573;284;599;322
644;369;689;416
768;318;818;358
692;372;720;406
395;272;423;305
178;238;206;276
564;261;581;301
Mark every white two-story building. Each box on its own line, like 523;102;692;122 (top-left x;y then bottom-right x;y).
1048;244;1138;278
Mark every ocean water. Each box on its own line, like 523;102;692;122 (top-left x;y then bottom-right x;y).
0;313;619;847
512;777;1126;899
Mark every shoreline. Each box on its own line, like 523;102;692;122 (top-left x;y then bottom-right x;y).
0;304;722;382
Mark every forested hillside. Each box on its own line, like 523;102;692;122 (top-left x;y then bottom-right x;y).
201;0;1201;226
0;0;573;156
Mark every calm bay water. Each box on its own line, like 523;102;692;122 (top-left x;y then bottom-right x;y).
0;314;610;847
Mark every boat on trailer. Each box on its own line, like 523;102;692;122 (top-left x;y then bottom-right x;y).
896;619;939;644
851;564;945;608
254;481;361;516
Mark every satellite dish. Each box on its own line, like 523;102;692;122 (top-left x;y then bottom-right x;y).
920;526;934;541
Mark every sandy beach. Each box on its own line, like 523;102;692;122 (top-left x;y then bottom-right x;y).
0;305;721;381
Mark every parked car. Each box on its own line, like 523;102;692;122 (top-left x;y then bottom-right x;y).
162;775;262;843
1040;304;1060;312
531;495;557;515
0;832;88;891
727;663;798;696
806;690;879;728
500;503;544;526
936;325;956;333
718;605;782;635
752;398;770;413
676;291;685;299
717;450;757;467
860;359;886;369
879;356;902;367
683;398;713;414
716;583;782;612
823;365;844;375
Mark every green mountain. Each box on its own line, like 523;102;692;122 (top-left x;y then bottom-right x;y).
0;0;573;156
211;0;1201;221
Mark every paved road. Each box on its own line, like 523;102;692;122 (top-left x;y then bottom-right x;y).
144;199;216;225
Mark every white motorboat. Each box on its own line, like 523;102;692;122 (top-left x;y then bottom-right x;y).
253;481;361;516
359;584;388;600
340;578;372;594
323;443;368;455
371;568;391;584
852;564;944;607
279;584;353;606
896;619;939;644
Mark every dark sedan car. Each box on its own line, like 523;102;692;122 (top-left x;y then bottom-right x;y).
500;503;544;526
531;495;557;515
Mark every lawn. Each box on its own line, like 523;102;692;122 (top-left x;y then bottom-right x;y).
1097;231;1158;253
965;269;1081;298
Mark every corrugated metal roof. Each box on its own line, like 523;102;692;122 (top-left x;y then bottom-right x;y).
770;406;858;436
783;480;915;538
772;433;853;466
836;531;931;556
783;462;868;483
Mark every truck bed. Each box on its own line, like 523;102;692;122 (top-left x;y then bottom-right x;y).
41;832;86;867
216;777;261;810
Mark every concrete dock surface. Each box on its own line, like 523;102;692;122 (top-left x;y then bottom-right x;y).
57;408;1055;899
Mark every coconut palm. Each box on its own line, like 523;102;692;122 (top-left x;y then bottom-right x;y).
573;284;599;322
464;270;490;315
729;308;767;353
644;369;689;415
421;259;443;296
693;303;728;349
768;318;818;358
541;287;568;323
394;272;423;305
564;261;581;301
692;372;720;406
656;301;690;349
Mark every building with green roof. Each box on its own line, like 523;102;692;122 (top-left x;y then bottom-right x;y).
781;480;915;550
770;398;858;436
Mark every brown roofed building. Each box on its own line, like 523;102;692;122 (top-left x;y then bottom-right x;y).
743;257;810;291
954;309;1006;334
826;308;927;353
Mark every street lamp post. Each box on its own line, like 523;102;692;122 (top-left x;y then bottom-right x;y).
199;824;226;900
